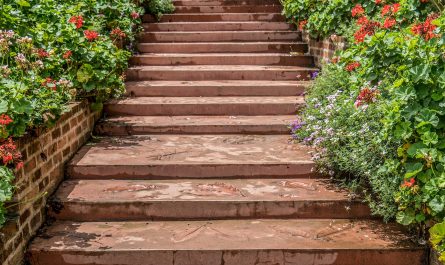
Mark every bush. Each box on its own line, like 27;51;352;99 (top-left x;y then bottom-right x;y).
290;0;445;260
145;0;175;19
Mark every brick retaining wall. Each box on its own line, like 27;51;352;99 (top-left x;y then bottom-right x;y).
0;101;100;265
302;31;347;67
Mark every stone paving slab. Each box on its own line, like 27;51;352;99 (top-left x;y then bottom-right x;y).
104;96;303;116
95;115;294;135
137;42;307;54
28;219;425;265
68;135;315;179
52;178;371;220
125;80;309;96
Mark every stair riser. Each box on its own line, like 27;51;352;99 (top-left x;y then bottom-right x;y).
68;164;316;179
104;103;300;116
125;84;306;97
95;124;289;135
28;249;426;265
138;43;307;53
173;0;280;6
126;69;313;81
139;32;301;42
144;22;293;31
143;13;285;22
130;55;313;67
174;5;282;13
52;201;371;221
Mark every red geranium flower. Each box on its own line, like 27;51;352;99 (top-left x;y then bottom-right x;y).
84;30;99;41
37;48;49;58
0;114;13;126
110;28;127;38
411;13;439;40
383;17;397;28
345;61;361;72
375;0;383;4
0;138;22;167
352;4;365;17
63;50;72;59
382;3;400;16
401;178;415;188
131;12;140;19
354;19;381;43
354;87;380;108
69;15;84;29
298;20;308;30
41;77;57;91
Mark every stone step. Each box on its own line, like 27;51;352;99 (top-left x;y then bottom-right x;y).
139;30;301;42
174;5;282;13
143;22;293;31
95;115;294;135
173;0;280;6
67;135;315;179
138;42;307;53
51;178;371;221
125;80;308;97
104;96;303;116
126;65;316;81
130;53;313;66
28;219;425;265
143;13;285;22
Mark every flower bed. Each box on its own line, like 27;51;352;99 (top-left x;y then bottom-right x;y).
284;0;445;262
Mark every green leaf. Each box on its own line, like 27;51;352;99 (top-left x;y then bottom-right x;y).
404;162;423;178
0;100;8;113
429;196;445;213
15;0;30;7
407;142;426;157
77;64;94;83
396;210;415;225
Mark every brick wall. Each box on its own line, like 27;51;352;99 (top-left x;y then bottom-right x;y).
302;31;347;67
0;101;100;265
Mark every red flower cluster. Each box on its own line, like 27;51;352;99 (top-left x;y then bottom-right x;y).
84;30;99;41
298;20;308;30
411;13;439;40
41;77;57;91
0;114;13;126
375;0;383;4
110;28;126;38
69;15;84;29
345;61;361;71
63;50;72;59
131;12;140;19
37;48;49;58
401;178;415;188
351;4;365;17
354;87;380;108
383;17;397;28
381;3;400;16
354;17;381;43
0;138;23;169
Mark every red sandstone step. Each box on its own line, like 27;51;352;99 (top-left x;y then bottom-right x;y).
51;178;371;221
67;135;315;179
138;42;307;53
173;0;280;6
143;13;285;22
28;219;425;265
139;31;301;42
95;115;294;135
126;65;316;81
143;22;293;31
129;53;313;66
174;5;282;13
125;80;308;97
104;96;303;116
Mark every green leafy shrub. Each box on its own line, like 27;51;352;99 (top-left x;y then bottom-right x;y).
144;0;175;19
290;0;445;260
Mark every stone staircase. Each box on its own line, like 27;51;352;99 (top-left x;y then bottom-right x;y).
27;0;426;264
